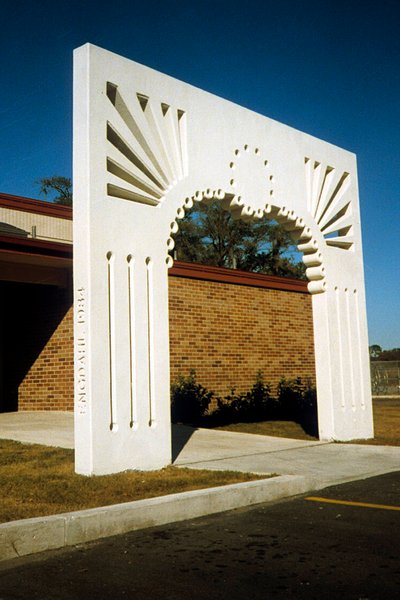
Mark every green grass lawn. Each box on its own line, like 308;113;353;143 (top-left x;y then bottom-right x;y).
214;420;318;440
0;440;266;524
351;400;400;446
215;400;400;446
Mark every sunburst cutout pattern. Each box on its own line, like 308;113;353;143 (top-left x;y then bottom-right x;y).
105;82;188;206
305;158;354;250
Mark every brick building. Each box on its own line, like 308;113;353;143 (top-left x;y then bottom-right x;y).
0;192;315;412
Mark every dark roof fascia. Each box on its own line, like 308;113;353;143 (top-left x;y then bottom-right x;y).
0;235;72;260
0;192;72;220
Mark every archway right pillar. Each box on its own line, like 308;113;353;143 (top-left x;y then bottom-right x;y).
312;285;373;441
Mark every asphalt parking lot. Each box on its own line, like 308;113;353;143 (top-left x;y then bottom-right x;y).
1;471;399;599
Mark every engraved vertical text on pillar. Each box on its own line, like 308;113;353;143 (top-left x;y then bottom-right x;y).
76;287;87;415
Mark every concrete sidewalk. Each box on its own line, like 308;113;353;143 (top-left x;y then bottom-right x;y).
1;412;399;561
173;424;400;487
1;412;400;487
0;411;74;449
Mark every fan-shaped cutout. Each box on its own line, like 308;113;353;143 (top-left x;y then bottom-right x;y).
305;158;354;250
105;82;188;205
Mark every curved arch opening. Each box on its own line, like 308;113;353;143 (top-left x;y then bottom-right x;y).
167;189;327;295
167;189;320;439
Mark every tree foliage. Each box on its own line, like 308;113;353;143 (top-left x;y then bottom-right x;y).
370;347;400;361
37;176;72;206
369;344;382;359
173;201;305;278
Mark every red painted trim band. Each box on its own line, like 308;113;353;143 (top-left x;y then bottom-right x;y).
0;192;72;220
169;261;308;293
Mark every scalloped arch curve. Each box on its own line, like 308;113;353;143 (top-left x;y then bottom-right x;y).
167;189;327;295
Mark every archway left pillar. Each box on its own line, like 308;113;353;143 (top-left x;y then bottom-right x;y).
74;241;171;475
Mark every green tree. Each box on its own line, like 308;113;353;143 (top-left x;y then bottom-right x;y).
173;201;305;278
369;344;383;359
37;176;72;206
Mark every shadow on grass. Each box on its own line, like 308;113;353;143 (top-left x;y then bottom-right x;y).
175;405;320;442
172;408;319;444
298;409;319;438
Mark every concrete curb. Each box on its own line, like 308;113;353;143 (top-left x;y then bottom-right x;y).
0;474;315;562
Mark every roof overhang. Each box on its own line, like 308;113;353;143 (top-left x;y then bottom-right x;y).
0;235;72;288
0;233;309;292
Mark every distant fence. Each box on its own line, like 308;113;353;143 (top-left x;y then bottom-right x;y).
370;361;400;397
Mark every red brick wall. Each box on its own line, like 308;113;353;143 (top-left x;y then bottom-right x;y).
169;276;315;399
18;294;74;411
17;266;315;411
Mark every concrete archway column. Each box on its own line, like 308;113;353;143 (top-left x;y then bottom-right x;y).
74;240;172;474
312;288;373;441
73;44;373;475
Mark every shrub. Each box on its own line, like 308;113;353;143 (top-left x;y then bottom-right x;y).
170;371;318;436
276;377;304;420
246;371;276;419
209;372;277;425
276;377;318;435
171;370;214;424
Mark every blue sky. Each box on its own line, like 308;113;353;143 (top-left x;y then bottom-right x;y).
0;0;399;348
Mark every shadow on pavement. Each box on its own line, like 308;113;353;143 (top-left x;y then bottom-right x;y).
171;424;197;462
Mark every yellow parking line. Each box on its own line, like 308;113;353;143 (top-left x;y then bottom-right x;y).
305;497;400;512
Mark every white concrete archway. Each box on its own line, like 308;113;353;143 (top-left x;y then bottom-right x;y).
73;44;373;475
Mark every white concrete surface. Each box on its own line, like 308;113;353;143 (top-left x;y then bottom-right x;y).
73;43;373;474
172;424;328;464
0;412;74;449
172;426;400;486
175;429;400;487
